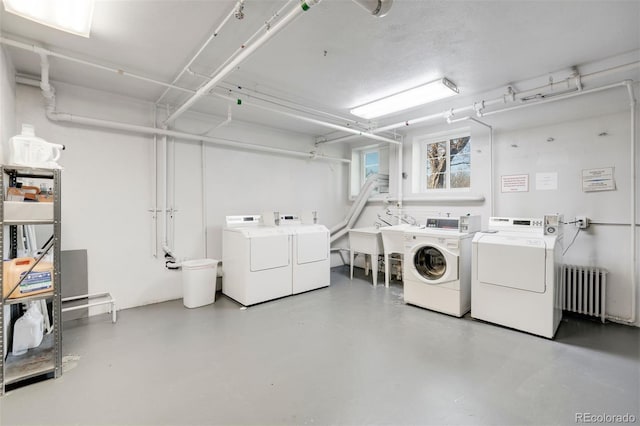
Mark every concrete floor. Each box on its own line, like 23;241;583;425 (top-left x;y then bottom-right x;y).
1;266;639;425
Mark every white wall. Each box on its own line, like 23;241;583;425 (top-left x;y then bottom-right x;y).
0;45;15;162
15;82;347;313
492;110;639;326
344;89;639;326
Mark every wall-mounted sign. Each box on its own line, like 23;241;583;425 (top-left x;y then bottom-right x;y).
582;167;615;192
501;174;529;192
536;172;558;191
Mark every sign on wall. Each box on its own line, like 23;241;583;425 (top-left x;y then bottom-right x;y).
536;172;558;191
501;174;529;192
582;167;615;192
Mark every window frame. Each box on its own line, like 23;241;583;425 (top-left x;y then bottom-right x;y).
414;129;471;194
361;148;380;183
350;144;390;199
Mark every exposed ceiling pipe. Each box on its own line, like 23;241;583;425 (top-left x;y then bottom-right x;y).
320;76;582;145
197;1;295;86
164;0;322;125
220;82;376;134
155;0;242;105
318;61;640;145
22;61;349;164
0;36;195;95
214;92;401;145
478;80;631;118
46;109;350;163
351;0;393;17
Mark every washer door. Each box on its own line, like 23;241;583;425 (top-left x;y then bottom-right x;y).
410;244;458;284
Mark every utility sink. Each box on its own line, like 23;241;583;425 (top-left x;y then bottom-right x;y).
379;224;415;254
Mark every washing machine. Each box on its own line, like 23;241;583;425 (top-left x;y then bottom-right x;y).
472;215;563;338
403;215;481;317
222;215;292;306
265;212;330;295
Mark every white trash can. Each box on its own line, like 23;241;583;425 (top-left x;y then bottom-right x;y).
181;259;219;308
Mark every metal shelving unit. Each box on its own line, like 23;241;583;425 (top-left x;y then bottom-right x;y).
1;166;62;395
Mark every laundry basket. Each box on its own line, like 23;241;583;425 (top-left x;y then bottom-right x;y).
181;259;219;308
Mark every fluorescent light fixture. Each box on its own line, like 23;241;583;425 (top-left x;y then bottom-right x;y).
350;78;459;119
2;0;94;37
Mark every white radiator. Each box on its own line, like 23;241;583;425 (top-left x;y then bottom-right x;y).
561;264;607;323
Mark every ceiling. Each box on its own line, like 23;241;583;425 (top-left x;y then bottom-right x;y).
1;0;639;138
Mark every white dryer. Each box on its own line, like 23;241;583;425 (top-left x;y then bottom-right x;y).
403;216;480;317
472;215;563;338
222;215;292;306
268;213;330;295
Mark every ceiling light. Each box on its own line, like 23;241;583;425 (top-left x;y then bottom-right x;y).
350;78;459;119
2;0;94;37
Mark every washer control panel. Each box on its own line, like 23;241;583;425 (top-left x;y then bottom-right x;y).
424;215;481;233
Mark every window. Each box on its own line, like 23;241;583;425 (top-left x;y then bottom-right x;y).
413;131;471;192
362;149;379;180
350;145;389;198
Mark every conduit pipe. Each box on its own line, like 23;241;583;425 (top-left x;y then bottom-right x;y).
164;0;321;125
214;92;401;145
151;106;158;258
319;61;640;146
397;140;403;211
33;57;348;163
155;1;241;105
201;140;208;258
45;109;350;162
0;36;196;95
198;1;295;89
161;133;170;261
625;80;637;325
221;82;374;134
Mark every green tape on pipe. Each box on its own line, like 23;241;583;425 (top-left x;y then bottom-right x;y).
301;2;310;11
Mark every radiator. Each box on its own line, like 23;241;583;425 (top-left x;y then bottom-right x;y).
561;264;607;323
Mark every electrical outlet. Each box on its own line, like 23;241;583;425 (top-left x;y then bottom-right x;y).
575;215;590;229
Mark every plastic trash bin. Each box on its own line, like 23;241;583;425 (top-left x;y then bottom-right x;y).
181;259;219;308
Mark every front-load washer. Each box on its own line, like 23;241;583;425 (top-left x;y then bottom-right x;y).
266;212;330;295
403;215;480;317
222;215;292;306
472;215;563;338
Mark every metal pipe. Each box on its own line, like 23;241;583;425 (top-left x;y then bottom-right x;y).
44;109;349;162
221;82;371;132
0;36;195;94
162;132;169;255
319;61;640;145
165;0;321;125
215;93;401;145
155;1;240;105
201;140;208;258
397;139;403;212
151;106;158;257
479;81;629;118
201;1;295;86
623;80;637;324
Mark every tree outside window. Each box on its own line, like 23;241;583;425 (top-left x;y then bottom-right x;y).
425;136;471;190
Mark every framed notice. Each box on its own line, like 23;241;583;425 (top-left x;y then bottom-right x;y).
501;174;529;192
582;167;615;192
536;172;558;191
